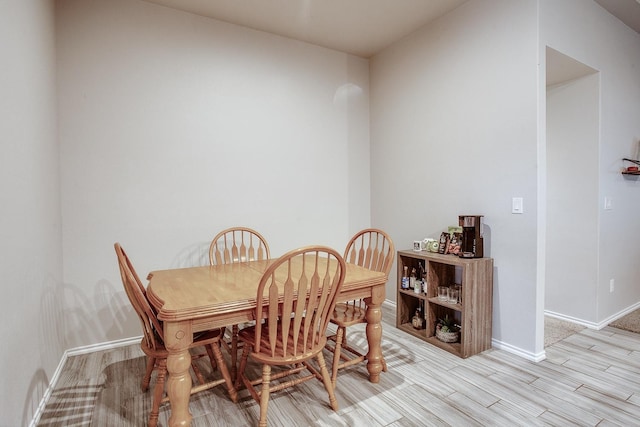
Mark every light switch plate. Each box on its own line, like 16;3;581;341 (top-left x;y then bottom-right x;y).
512;197;523;214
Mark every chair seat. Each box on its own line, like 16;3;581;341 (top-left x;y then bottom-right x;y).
330;303;367;327
238;325;327;365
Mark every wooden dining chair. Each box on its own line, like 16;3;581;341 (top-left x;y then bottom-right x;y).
209;226;270;265
326;228;395;388
235;246;346;427
114;243;237;427
209;226;271;380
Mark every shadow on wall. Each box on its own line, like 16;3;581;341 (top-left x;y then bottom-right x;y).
25;275;68;425
483;224;491;258
491;264;501;343
22;368;49;427
41;277;119;367
40;276;67;361
170;241;211;268
30;265;145;424
97;278;140;342
59;282;103;347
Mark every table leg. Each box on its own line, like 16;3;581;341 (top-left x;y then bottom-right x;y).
364;285;385;383
165;321;193;427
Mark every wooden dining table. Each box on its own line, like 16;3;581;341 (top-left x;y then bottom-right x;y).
146;257;388;427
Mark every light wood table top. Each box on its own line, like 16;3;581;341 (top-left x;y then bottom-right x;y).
148;259;384;321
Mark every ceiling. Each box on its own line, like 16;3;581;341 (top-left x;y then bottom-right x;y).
141;0;466;58
143;0;640;58
595;0;640;35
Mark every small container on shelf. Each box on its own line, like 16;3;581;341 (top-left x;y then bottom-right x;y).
448;287;459;304
435;315;460;343
622;158;640;175
437;286;448;301
412;309;424;329
409;267;417;290
414;278;423;294
453;284;462;304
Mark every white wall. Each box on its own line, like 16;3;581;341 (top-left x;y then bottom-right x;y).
546;72;600;322
541;0;640;324
0;1;61;425
56;0;371;349
370;0;540;356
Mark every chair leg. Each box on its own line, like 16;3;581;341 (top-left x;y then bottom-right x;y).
149;358;167;427
231;324;239;382
235;343;251;390
191;359;206;385
142;356;155;392
334;326;388;379
220;327;232;353
205;345;218;372
258;364;271;427
211;341;238;403
331;326;345;389
316;351;339;411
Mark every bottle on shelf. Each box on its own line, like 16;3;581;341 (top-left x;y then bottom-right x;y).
418;262;426;294
410;267;420;293
412;305;424;329
402;265;409;289
410;267;417;288
417;262;425;280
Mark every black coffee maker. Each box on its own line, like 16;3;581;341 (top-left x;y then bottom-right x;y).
458;215;484;258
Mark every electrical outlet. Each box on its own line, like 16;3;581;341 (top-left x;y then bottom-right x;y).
610;279;615;293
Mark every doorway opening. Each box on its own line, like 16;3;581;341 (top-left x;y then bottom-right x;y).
544;47;599;346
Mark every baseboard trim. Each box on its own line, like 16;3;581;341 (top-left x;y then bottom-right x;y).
66;335;141;356
544;303;640;330
491;338;546;362
29;336;142;427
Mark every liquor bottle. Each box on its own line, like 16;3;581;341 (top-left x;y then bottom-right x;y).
412;301;424;329
410;267;417;290
402;266;409;289
412;308;423;329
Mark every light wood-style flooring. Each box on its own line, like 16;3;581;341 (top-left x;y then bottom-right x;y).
37;306;640;426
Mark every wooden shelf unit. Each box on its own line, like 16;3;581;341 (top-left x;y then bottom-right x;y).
395;250;494;358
